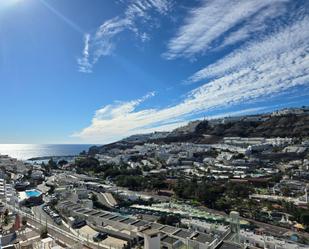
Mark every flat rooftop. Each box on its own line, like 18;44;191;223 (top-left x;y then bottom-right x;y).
103;213;118;219
88;210;102;216
91;211;105;217
217;241;243;249
66;203;78;208
173;229;192;239
110;216;126;222
149;223;165;230
81;210;93;215
99;213;110;218
161;235;179;245
120;218;137;224
190;232;214;243
61;201;75;206
159;226;179;234
73;208;85;212
58;200;220;246
131;220;149;227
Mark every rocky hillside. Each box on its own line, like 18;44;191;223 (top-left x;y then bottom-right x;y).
88;108;309;155
195;113;309;138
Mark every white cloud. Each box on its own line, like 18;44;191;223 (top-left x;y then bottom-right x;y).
77;33;91;73
189;16;309;82
78;0;171;73
140;32;150;42
94;91;155;120
218;2;287;49
163;0;289;59
74;16;309;143
204;107;271;121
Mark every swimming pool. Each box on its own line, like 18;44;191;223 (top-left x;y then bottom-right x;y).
26;189;42;197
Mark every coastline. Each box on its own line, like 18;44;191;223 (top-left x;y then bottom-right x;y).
0;144;94;161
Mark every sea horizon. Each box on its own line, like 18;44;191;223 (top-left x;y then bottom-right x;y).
0;144;98;161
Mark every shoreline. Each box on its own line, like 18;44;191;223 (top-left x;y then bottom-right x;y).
27;155;79;161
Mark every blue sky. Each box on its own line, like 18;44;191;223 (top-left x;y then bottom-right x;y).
0;0;308;144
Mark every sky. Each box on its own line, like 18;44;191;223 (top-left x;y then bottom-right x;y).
0;0;308;144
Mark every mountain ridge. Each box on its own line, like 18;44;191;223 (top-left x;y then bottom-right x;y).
88;107;309;155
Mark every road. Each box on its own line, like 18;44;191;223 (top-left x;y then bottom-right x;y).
244;217;309;239
27;218;89;249
102;193;117;207
32;205;71;232
96;192;117;208
4;203;116;249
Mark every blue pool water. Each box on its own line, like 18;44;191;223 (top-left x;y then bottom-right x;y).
290;234;299;242
26;190;41;197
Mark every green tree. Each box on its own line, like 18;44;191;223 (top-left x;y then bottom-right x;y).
4;216;9;225
4;209;9;217
75;157;100;172
22;217;27;226
300;213;309;226
40;227;48;238
215;197;231;212
41;162;50;173
58;159;68;167
158;215;180;226
226;183;253;198
48;159;57;169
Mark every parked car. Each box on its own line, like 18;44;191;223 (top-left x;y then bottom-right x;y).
72;219;86;229
54;217;62;225
93;232;108;242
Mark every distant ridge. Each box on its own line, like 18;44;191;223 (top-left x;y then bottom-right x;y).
88;107;309;155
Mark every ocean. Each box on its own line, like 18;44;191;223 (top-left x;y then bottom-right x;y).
0;144;94;160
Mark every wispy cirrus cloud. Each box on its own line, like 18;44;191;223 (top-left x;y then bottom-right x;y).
77;34;91;73
74;14;309;143
78;0;172;73
189;16;309;82
163;0;290;59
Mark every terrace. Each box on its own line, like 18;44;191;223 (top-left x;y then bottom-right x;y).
173;229;193;239
90;211;105;217
190;232;214;244
103;213;118;219
88;210;102;216
161;235;179;244
159;226;179;234
74;208;86;213
120;218;137;224
130;220;149;227
110;216;127;222
81;210;93;215
99;213;110;218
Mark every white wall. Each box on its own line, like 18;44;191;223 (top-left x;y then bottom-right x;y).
144;233;160;249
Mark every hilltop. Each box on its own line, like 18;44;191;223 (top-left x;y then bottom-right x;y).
88;107;309;155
